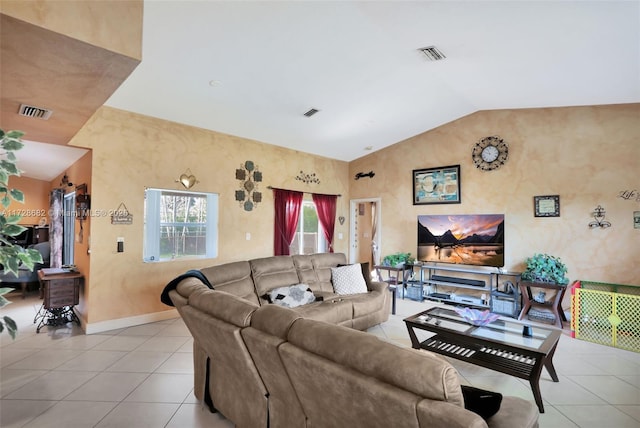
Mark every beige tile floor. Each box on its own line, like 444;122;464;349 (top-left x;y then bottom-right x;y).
1;291;639;427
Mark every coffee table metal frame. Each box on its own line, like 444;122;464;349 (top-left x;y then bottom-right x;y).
404;307;561;413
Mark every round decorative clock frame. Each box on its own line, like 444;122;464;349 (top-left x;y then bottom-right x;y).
472;136;509;171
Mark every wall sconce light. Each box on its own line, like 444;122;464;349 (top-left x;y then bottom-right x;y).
589;205;612;228
295;170;320;184
176;169;198;189
236;160;262;211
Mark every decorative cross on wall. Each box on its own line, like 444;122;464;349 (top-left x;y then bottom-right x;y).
235;160;262;211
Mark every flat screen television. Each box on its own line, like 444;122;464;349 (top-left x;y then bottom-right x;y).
417;214;504;267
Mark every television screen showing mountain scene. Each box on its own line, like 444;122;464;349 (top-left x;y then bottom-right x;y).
417;214;505;267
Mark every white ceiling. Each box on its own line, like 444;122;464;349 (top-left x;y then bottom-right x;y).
21;0;640;180
18;140;87;182
104;1;639;162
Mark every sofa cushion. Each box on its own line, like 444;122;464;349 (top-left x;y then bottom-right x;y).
250;256;300;301
331;263;368;295
201;261;259;305
292;255;319;291
309;252;347;293
340;288;386;318
267;284;316;308
287;318;464;406
291;299;353;325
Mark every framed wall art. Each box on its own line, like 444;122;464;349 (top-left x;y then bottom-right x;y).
413;165;461;205
534;195;560;217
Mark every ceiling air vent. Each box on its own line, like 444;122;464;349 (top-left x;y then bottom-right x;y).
303;108;320;117
18;104;53;120
418;46;446;61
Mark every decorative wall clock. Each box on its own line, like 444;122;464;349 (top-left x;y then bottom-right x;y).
472;136;509;171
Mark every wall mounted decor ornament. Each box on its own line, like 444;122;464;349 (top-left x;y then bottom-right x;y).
235;160;262;211
589;205;612;229
111;202;133;225
354;171;375;180
295;170;320;184
618;189;640;202
176;168;198;189
534;195;560;217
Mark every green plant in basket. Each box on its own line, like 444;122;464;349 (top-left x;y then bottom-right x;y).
521;253;569;286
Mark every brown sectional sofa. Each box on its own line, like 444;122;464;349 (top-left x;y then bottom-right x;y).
164;253;539;428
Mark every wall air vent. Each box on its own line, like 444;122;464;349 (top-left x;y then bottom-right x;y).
418;46;446;61
303;108;320;117
18;104;53;120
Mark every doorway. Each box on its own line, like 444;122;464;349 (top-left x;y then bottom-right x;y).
349;198;381;266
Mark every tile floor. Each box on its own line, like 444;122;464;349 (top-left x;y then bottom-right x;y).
1;291;639;427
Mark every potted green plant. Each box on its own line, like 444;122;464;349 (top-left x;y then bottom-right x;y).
521;253;569;286
382;252;415;268
0;129;43;339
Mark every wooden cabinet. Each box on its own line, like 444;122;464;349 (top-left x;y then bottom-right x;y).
36;269;82;332
44;277;80;308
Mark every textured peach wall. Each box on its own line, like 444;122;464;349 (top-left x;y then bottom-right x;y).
0;0;143;60
71;107;349;324
350;104;640;286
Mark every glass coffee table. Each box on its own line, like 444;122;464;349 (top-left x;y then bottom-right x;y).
404;307;562;413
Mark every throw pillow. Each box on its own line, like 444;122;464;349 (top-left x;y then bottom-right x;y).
461;385;502;420
268;284;316;308
338;262;372;290
331;263;368;295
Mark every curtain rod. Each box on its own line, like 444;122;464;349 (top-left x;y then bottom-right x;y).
267;186;341;197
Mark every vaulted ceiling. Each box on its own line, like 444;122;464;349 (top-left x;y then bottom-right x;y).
2;1;639;180
105;1;640;161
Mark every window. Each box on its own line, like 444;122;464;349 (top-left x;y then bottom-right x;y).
144;188;218;262
289;200;326;255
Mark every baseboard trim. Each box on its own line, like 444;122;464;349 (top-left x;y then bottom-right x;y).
84;309;179;334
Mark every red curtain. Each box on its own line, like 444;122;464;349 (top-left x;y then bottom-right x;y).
273;188;303;255
312;193;337;253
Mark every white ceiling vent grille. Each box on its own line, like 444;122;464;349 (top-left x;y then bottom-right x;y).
418;46;446;61
18;104;53;120
303;108;320;117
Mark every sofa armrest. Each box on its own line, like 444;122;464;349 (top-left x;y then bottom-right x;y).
368;280;388;293
189;288;259;328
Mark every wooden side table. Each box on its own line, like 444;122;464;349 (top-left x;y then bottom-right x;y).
374;265;410;315
518;281;567;329
35;269;83;333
